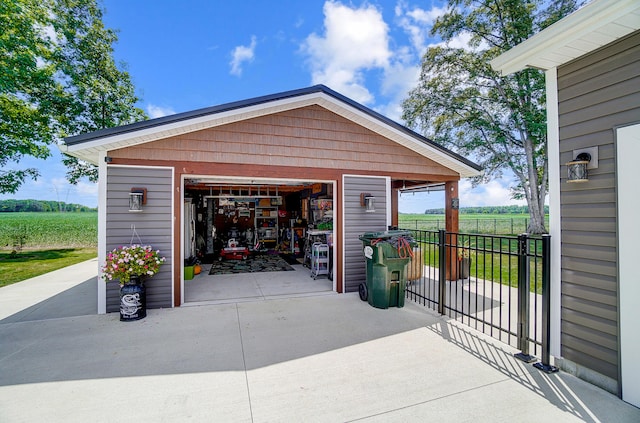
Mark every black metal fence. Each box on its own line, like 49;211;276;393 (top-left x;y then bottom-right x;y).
401;229;551;364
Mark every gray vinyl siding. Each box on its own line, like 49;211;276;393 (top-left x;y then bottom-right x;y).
343;176;387;292
557;30;640;382
105;166;173;312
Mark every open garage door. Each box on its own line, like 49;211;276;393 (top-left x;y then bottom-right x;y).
181;176;336;304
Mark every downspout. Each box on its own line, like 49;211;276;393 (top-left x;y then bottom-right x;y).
97;151;108;314
546;67;561;358
386;177;392;228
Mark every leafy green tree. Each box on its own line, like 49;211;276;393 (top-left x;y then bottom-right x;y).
0;0;145;193
52;0;146;183
0;0;60;194
402;0;583;234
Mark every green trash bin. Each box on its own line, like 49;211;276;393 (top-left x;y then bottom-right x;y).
358;230;415;309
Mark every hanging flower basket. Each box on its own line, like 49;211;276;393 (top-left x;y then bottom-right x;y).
101;244;166;284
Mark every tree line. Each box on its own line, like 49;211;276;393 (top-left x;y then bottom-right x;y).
0;200;96;213
421;205;549;215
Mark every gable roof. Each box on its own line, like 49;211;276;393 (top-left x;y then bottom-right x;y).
490;0;640;75
61;85;481;177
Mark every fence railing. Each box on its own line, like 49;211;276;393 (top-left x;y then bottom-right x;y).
401;228;552;365
399;218;545;235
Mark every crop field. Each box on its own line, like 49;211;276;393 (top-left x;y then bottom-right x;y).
0;212;98;249
0;212;545;249
398;213;549;235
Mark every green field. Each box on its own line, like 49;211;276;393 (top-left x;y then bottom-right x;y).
0;212;98;249
399;213;549;235
0;211;544;287
0;212;98;287
409;235;544;294
0;248;97;287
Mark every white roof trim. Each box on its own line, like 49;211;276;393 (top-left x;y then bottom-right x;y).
61;90;480;178
491;0;640;75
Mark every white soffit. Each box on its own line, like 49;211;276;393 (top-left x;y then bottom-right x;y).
490;0;640;75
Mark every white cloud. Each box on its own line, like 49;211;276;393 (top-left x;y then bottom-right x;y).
146;104;176;119
75;180;98;198
376;60;420;122
395;2;447;55
399;190;444;214
301;1;391;104
298;2;478;124
399;177;530;213
229;36;257;76
459;179;527;207
436;31;477;50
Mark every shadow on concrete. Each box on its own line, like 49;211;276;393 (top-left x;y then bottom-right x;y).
429;320;631;423
0;292;637;422
0;278;97;324
0;294;439;386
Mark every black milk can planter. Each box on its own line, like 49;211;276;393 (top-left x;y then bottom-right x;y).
119;276;146;321
458;258;472;280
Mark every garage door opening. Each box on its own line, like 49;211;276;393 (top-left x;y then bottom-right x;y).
182;176;336;304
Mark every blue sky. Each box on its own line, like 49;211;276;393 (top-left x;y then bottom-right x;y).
2;0;527;212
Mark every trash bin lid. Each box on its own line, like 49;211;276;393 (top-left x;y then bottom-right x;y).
359;230;412;240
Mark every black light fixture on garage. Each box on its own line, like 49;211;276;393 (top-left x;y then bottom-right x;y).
360;192;376;213
129;188;147;212
566;152;592;183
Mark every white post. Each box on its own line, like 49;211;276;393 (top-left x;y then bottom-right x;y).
97;151;108;314
546;67;561;358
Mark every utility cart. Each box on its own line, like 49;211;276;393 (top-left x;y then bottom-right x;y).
310;242;329;279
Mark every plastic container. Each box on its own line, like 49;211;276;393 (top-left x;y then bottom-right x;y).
184;265;194;280
358;230;415;309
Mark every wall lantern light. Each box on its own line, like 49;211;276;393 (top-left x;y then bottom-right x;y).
129;187;147;212
566;152;591;183
360;193;376;213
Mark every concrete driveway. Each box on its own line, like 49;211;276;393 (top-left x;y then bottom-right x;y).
0;260;638;422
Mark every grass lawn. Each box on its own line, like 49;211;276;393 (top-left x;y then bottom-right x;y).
412;235;544;294
399;213;549;235
0;248;97;288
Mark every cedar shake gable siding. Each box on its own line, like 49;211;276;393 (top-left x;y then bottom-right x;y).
108;105;458;179
62;85;480;176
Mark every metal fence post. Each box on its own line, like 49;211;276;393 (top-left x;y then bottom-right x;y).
534;234;559;373
438;229;446;315
515;233;536;362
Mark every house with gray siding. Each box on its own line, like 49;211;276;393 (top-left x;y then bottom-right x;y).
491;0;640;407
61;85;479;316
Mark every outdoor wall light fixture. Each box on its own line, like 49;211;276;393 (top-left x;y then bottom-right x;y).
360;193;376;213
566;152;591;183
129;187;147;212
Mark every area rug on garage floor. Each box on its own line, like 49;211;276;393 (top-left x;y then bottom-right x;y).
209;254;295;275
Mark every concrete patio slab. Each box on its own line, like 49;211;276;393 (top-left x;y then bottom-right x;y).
0;258;98;321
1;262;639;422
185;263;333;304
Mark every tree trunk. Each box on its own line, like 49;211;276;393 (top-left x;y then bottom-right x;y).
527;201;547;234
523;138;548;235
